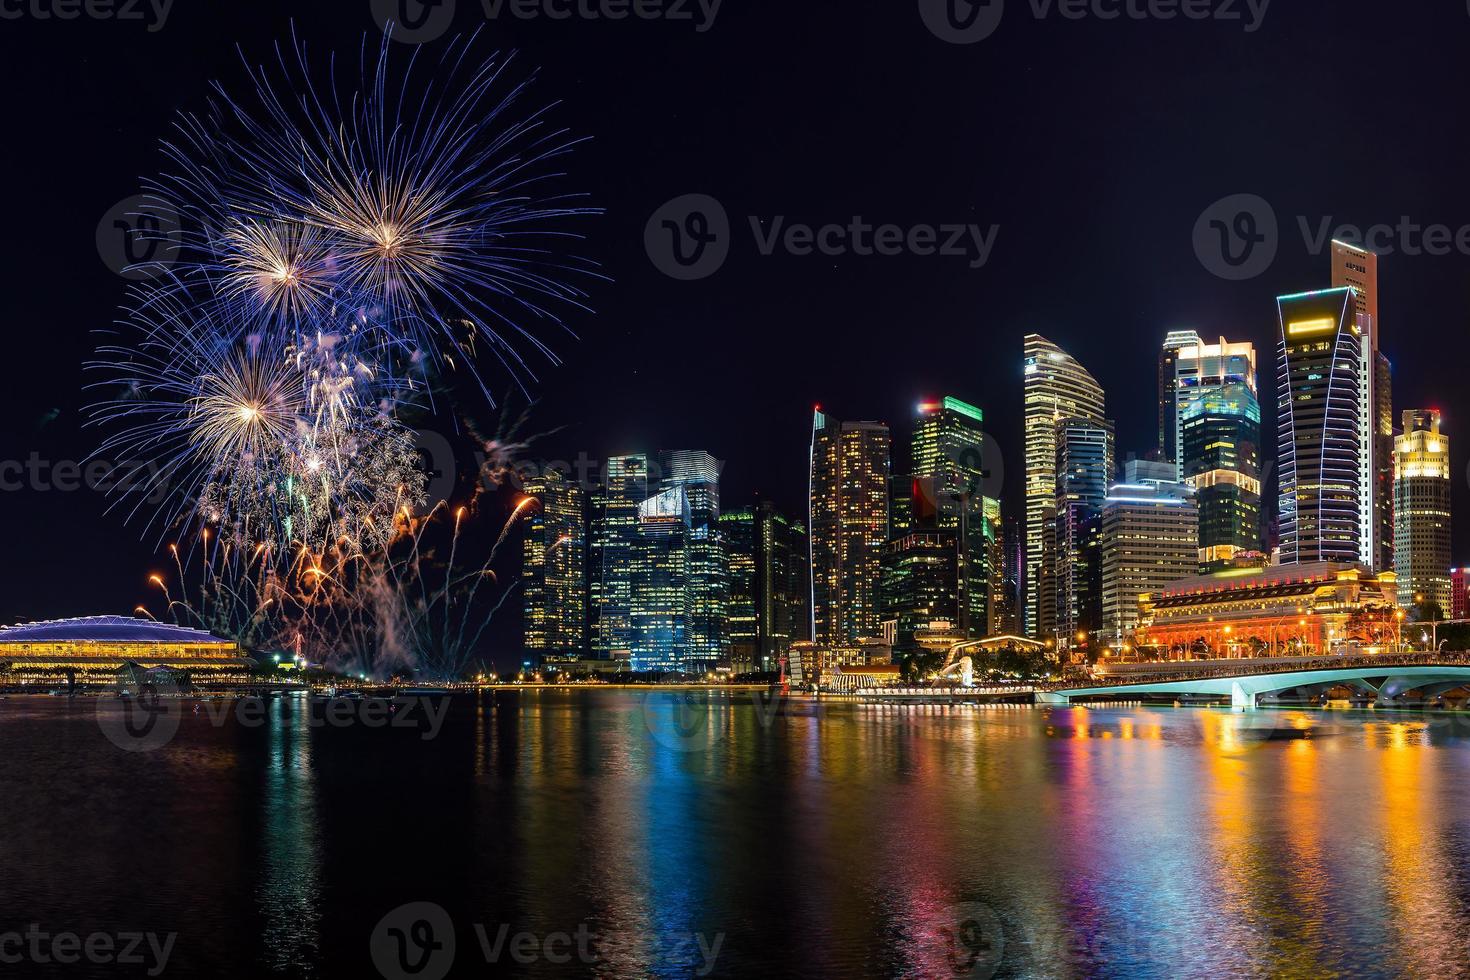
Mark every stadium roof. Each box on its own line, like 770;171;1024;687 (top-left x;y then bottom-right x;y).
0;616;231;645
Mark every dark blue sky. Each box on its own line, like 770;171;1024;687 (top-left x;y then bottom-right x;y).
1;0;1468;631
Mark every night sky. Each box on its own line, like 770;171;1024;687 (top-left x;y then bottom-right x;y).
2;0;1469;654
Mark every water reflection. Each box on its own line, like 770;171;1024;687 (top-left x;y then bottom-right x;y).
8;695;1470;978
257;695;322;976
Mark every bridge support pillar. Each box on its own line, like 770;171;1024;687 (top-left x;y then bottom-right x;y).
1231;682;1256;711
1034;692;1069;705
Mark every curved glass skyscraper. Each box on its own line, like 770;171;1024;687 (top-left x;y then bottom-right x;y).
1023;335;1106;639
1276;288;1367;565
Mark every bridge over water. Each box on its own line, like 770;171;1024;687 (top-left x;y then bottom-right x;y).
1038;654;1470;710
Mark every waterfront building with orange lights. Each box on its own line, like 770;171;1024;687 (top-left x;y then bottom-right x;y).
1133;562;1398;659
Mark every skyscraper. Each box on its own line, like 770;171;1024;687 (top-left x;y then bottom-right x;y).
522;469;588;655
1332;240;1394;574
809;411;891;644
1158;329;1203;465
721;499;810;673
1023;335;1106;639
658;450;726;667
629;485;691;671
1393;410;1451;612
1177;337;1262;569
1051;416;1115;649
911;396;992;636
1100;463;1198;643
1276;288;1369;566
880;526;962;659
590;453;648;656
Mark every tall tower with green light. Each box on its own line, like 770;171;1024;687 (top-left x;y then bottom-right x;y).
910;396;994;638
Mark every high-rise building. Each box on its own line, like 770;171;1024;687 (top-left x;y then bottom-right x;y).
1276;288;1370;566
720;499;810;673
590;454;648;656
629;485;692;671
911;396;992;636
809;411;891;644
1177;337;1262;570
1393;410;1451;613
1332;240;1394;573
1051;416;1115;649
522;469;588;654
1100;463;1198;643
1023;336;1106;638
1158;329;1203;465
880;527;962;659
658;450;726;667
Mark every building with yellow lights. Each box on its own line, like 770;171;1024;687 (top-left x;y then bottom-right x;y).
1133;563;1398;658
1393;409;1451;611
0;617;250;683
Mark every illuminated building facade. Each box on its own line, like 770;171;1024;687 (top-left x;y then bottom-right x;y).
1158;329;1202;465
629;486;691;671
1051;416;1114;649
1177;337;1261;570
1393;410;1451;612
590;454;648;656
720;500;810;673
1134;563;1398;658
1100;464;1198;642
880;528;962;659
809;411;891;644
0;617;249;679
1023;335;1106;639
1276;288;1370;565
910;396;993;636
1452;567;1468;620
658;451;726;668
1332;240;1394;573
521;469;587;654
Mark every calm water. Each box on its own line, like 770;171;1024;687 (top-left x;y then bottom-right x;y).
4;691;1470;978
